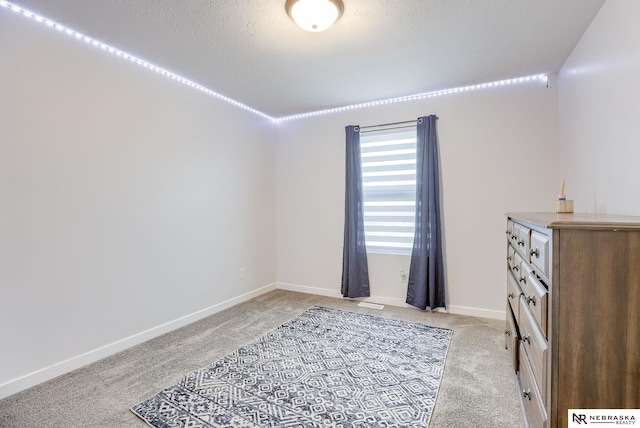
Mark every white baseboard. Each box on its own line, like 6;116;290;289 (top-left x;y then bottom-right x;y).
276;282;343;299
276;282;407;307
445;305;505;320
0;283;277;400
276;282;505;320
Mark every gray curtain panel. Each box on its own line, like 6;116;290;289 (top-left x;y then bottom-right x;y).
341;125;370;298
406;115;446;310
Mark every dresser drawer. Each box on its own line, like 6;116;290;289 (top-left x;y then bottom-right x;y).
514;223;531;258
507;269;522;320
519;346;548;428
506;220;514;242
510;222;520;247
507;244;517;270
519;265;548;335
506;304;519;372
513;252;525;278
519;297;548;404
530;230;550;280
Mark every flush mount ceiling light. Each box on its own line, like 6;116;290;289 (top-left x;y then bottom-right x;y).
285;0;344;32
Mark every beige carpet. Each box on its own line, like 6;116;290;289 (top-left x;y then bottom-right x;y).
0;289;524;427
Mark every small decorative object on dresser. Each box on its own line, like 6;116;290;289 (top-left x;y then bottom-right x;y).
505;212;640;428
556;179;574;213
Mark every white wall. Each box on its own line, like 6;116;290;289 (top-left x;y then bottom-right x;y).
276;79;560;319
0;11;276;397
558;0;640;215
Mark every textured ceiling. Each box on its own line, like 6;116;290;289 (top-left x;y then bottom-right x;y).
8;0;605;118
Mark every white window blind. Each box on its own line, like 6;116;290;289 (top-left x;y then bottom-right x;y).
360;127;417;255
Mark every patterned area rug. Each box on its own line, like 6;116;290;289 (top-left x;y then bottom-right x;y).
131;306;452;427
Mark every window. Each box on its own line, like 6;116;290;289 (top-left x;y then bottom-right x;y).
360;126;417;255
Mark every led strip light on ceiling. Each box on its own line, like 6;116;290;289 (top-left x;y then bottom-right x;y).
274;74;548;122
1;0;548;124
0;0;274;121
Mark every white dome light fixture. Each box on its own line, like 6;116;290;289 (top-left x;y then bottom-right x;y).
285;0;344;32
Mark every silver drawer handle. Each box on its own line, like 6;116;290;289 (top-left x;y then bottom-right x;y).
522;334;531;344
519;276;527;285
518;239;525;246
530;248;539;258
505;330;511;336
526;295;537;306
508;292;515;299
513;265;519;272
522;389;532;400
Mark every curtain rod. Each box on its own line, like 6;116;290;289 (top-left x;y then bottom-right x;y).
358;117;438;134
358;119;417;134
359;124;416;134
359;119;417;130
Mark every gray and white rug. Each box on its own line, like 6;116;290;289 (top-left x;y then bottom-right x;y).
131;306;452;427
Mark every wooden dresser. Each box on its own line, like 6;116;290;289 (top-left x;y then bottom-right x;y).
505;213;640;428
